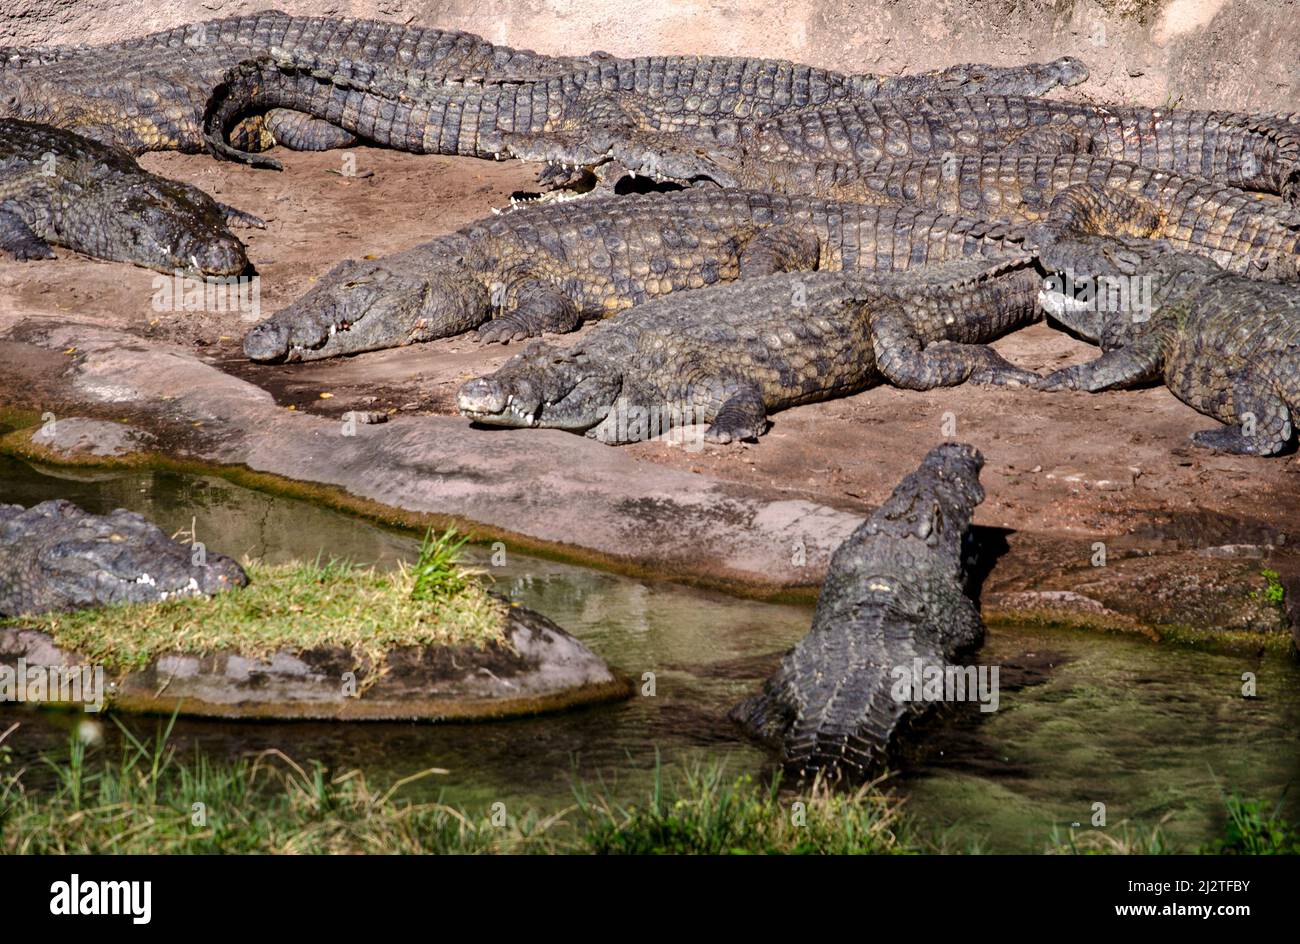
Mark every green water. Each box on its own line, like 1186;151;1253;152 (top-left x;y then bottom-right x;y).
2;455;1297;852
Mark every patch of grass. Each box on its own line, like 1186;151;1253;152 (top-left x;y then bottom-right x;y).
0;557;506;672
0;727;912;855
572;764;913;855
410;527;472;603
1257;568;1287;608
2;725;1295;855
1201;795;1300;855
1046;817;1177;855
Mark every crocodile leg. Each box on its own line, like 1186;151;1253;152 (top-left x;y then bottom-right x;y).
476;280;582;344
1190;368;1294;455
705;384;769;443
216;202;265;229
1035;336;1167;392
0;208;55;260
1040;183;1166;240
870;304;1040;389
738;228;822;277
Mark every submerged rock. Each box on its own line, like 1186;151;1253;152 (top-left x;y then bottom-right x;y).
28;417;155;459
0;499;246;617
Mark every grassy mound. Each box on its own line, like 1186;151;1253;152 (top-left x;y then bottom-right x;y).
2;531;506;671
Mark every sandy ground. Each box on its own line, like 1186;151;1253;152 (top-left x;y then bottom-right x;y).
1;145;1298;641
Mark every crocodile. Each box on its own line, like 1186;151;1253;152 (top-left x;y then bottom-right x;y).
0;500;247;617
1036;235;1300;456
457;256;1041;444
200;49;1088;170
0;118;255;274
0;10;612;157
241;188;1033;361
715;154;1300;282
730;442;987;781
0;10;1087;163
517;95;1300;205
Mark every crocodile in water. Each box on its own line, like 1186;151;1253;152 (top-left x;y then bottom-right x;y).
0;500;247;617
730;442;987;781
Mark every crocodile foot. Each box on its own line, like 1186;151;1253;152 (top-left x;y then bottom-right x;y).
968;362;1042;387
218;202;266;229
1191;425;1290;456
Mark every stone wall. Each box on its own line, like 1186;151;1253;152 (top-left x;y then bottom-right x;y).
1;0;1295;111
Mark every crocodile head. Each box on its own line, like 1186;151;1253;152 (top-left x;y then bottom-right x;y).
0;501;248;617
243;247;492;362
868;442;985;556
457;341;623;431
1037;235;1212;350
85;177;251;276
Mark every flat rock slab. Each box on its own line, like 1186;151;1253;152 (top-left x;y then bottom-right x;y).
5;320;858;591
0;604;631;721
28;416;154;458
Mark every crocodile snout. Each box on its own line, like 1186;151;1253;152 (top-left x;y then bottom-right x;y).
181;234;249;277
457;377;509;417
458;377;540;426
243;320;290;361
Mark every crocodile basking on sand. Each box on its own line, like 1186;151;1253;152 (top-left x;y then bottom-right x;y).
518;95;1300;205
0;9;612;157
242;188;1033;361
0;118;255;274
730;443;987;781
0;10;1086;163
200;47;1088;170
1036;235;1300;456
717;154;1300;282
457;256;1041;444
0;500;247;617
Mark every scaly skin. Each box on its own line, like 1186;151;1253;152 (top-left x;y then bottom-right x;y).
457;256;1042;444
1036;236;1300;456
200;48;1087;168
0;10;609;156
720;154;1300;281
0;118;254;274
0;500;247;617
518;95;1300;204
242;188;1033;362
730;443;987;781
0;10;1086;162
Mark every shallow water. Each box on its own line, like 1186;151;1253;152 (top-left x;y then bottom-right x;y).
2;455;1297;852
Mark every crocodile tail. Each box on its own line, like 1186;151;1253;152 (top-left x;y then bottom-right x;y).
1217;111;1300;205
202;56;285;169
